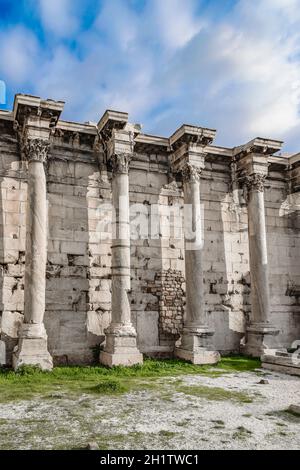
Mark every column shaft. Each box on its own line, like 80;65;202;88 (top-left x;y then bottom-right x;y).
243;174;279;357
175;163;220;364
110;171;132;328
13;139;52;370
100;153;143;367
183;178;206;328
24;161;47;325
247;189;270;323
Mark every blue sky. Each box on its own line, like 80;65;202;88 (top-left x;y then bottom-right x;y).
0;0;299;152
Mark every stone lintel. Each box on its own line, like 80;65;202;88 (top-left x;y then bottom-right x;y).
289;152;300;167
13;94;65;129
169;124;216;150
234;137;283;183
233;137;283;159
97;110;142;164
170;125;216;174
134;133;170;154
13;95;65;160
287;153;300;193
97;110;129;144
57;120;98;136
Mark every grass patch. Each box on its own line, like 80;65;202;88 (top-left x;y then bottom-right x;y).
177;384;254;403
90;379;127;395
0;356;260;403
158;430;177;438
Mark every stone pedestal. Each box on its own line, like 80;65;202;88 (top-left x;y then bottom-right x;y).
175;162;220;365
100;324;143;367
100;151;142;367
176;327;221;364
244;322;280;357
12;324;53;370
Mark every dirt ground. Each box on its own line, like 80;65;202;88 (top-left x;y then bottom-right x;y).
0;368;299;450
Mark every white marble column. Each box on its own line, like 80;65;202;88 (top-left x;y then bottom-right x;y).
175;163;220;364
244;173;279;357
100;153;143;367
13;139;53;370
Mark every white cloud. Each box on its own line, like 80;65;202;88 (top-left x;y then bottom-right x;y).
147;0;203;50
37;0;79;37
2;0;300;153
0;27;40;84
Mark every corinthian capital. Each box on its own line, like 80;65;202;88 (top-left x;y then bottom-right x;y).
24;139;50;163
182;162;202;183
245;173;266;192
111;153;131;175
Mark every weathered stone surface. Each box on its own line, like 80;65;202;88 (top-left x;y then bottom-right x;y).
288;404;300;415
0;96;299;367
261;350;300;377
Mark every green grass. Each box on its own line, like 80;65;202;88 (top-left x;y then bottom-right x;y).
0;356;260;403
176;384;254;403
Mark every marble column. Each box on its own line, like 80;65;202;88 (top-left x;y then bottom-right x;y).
175;163;220;364
100;153;143;367
243;173;279;357
13;139;53;370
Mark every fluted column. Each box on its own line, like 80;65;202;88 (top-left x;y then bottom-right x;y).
100;153;143;367
13;139;53;370
243;173;279;356
175;163;220;364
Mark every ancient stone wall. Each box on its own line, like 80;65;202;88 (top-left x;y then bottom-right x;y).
0;111;299;365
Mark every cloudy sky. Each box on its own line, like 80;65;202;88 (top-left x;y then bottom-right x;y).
0;0;299;152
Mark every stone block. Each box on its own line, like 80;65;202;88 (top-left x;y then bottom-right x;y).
1;311;23;338
61;241;87;255
176;348;220;364
13;337;53;371
137;311;159;351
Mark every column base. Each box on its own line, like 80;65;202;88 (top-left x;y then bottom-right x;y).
100;324;143;367
12;323;53;371
175;327;220;365
242;322;280;358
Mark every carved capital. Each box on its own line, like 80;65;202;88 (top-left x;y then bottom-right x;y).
24;139;50;163
181;163;202;183
244;173;266;192
111;153;131;175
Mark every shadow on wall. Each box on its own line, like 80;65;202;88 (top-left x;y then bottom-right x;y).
0;120;26;366
266;190;300;348
128;166;166;357
203;161;248;355
128;156;185;358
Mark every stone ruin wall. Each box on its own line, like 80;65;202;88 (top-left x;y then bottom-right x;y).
0;115;299;365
